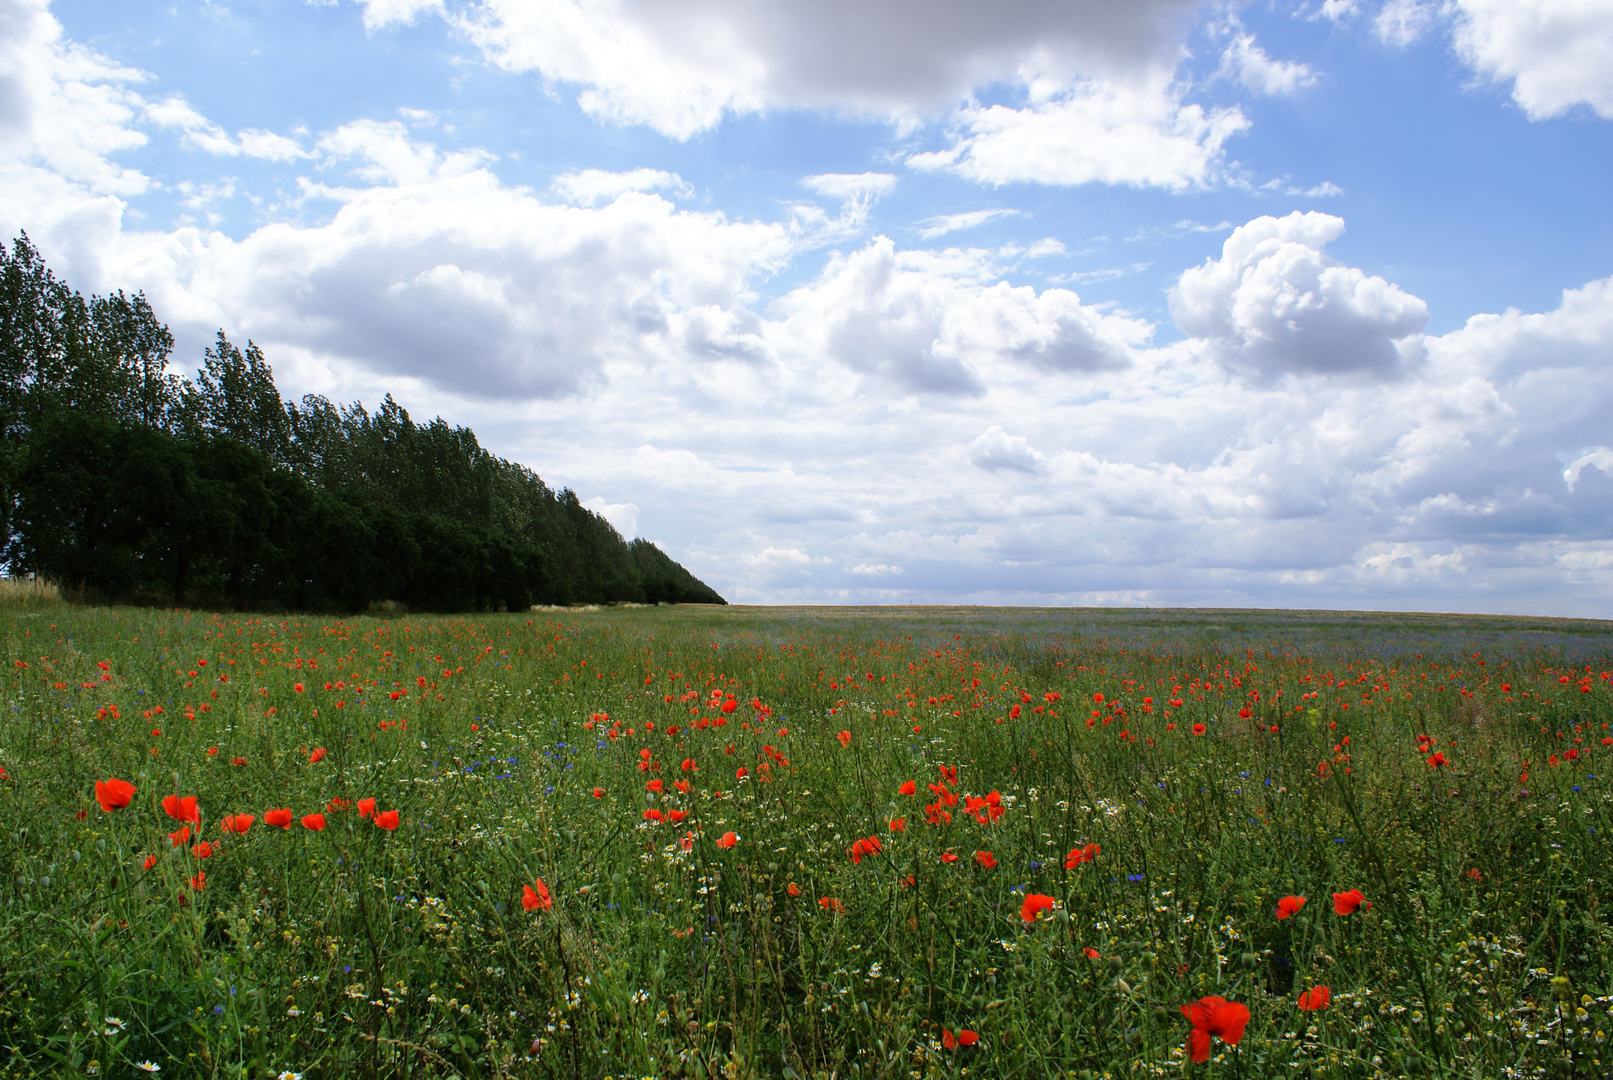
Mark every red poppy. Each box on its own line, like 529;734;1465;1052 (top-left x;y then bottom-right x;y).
1332;889;1370;915
818;897;844;913
646;778;664;793
787;882;801;897
1276;895;1306;920
681;758;698;772
264;807;293;829
1192;723;1207;736
221;814;254;834
191;841;215;859
309;747;326;764
357;798;376;819
142;854;157;870
1064;842;1100;869
95;778;136;812
373;810;399;831
718;831;739;848
167;825;191;847
522;878;552;911
940;852;959;863
1083;947;1101;959
294;682;305;693
162;794;200;823
735;767;749;780
942;1027;978;1049
188;871;207;891
836;730;851;747
1426;751;1447;768
592;787;605;798
301;813;326;831
1181;996;1250;1063
889;817;906;832
898;780;917;796
974;851;998;869
1021;893;1055;922
1297;985;1331;1011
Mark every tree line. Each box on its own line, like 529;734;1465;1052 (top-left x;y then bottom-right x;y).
0;234;724;611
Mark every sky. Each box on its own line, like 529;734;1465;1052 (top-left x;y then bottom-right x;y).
3;0;1612;614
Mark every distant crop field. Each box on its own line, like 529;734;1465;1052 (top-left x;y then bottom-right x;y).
3;603;1612;1079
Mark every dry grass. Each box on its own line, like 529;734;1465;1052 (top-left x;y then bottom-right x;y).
0;576;59;606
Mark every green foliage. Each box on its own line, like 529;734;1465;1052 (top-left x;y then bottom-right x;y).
2;603;1610;1078
0;234;724;611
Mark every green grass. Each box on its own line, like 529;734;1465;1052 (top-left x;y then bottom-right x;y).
2;602;1612;1079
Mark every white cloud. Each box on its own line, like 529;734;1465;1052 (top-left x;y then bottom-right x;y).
551;167;690;206
1356;542;1466;583
1220;34;1318;96
917;208;1021;239
769;237;1152;394
1452;0;1613;119
146;96;309;161
1375;0;1437;47
908;73;1249;189
454;0;1200;138
1170;211;1429;378
801;172;898;201
582;496;640;537
968;426;1045;473
849;563;902;575
1565;450;1613;493
100;121;797;399
0;0;149;197
797;173;899;235
749;546;811;565
358;0;443;31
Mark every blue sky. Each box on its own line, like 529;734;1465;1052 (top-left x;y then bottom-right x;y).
4;0;1612;613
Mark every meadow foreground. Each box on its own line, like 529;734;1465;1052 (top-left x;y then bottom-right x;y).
2;602;1611;1079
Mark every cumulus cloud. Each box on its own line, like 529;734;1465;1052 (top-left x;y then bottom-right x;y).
1565;450;1613;493
550;167;690;206
1170;211;1429;378
1219;34;1318;96
1452;0;1613;119
907;73;1248;189
769;237;1151;394
107;122;796;399
968;426;1045;473
0;0;149;197
453;0;1199;137
582;496;640;537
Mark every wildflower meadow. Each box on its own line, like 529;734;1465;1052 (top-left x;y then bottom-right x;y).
3;601;1612;1079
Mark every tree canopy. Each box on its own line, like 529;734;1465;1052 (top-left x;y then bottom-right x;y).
0;233;724;611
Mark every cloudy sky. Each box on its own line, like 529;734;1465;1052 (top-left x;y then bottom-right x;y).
4;0;1612;613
